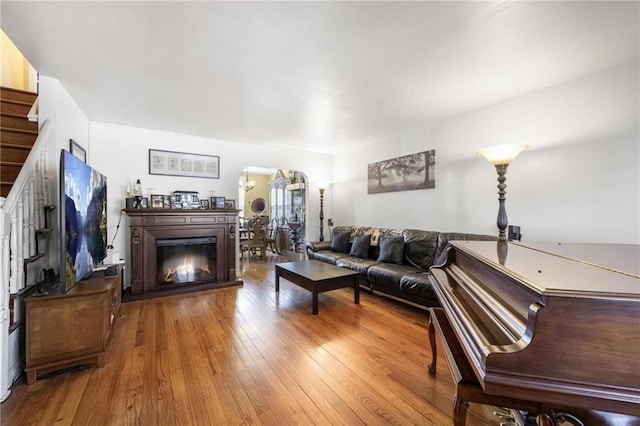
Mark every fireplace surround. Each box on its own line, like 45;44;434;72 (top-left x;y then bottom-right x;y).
125;209;241;299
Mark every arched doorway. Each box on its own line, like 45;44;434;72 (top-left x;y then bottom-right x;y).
239;167;308;262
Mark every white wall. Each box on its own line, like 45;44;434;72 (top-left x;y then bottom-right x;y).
89;122;333;284
333;61;640;244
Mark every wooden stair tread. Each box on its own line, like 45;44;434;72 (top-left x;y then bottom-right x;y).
0;143;33;150
1;86;37;95
0;98;33;106
0;126;38;135
1;99;34;115
0;87;37;103
1;112;31;119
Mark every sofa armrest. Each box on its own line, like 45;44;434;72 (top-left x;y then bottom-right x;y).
306;241;332;253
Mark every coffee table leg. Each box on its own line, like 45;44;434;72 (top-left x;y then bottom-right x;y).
354;276;359;305
275;268;280;292
312;291;318;315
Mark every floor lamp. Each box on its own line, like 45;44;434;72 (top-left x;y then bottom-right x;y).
476;144;529;242
318;183;328;242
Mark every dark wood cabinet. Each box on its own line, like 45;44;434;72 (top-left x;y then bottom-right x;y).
25;267;122;384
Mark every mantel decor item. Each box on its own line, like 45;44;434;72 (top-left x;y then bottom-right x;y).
150;194;164;208
212;196;226;209
69;139;86;163
149;149;220;179
476;143;529;241
173;191;200;209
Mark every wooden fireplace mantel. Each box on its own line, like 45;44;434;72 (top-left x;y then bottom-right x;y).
125;209;242;300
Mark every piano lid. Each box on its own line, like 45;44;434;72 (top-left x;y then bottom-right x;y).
449;241;640;298
512;242;640;278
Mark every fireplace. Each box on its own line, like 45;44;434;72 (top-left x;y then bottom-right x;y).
125;210;241;299
157;237;217;286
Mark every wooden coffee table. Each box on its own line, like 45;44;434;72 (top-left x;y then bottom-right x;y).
275;260;360;315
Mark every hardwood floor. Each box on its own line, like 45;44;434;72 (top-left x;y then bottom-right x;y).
1;255;498;425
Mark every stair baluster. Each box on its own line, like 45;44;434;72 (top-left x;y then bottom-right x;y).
1;117;52;401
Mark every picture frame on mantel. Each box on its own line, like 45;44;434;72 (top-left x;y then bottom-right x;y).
149;149;220;179
212;196;225;209
69;139;86;163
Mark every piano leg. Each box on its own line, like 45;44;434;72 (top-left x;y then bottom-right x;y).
453;395;470;426
453;383;480;426
428;315;437;375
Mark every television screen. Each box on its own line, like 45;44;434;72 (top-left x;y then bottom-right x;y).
60;150;108;293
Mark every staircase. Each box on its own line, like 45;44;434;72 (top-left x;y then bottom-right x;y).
1;87;39;198
0;86;54;402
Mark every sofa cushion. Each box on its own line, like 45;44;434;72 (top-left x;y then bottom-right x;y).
402;229;440;270
399;272;440;305
336;257;381;276
307;249;349;265
306;241;331;253
330;229;351;253
349;234;371;259
377;234;404;264
352;227;380;245
367;263;423;291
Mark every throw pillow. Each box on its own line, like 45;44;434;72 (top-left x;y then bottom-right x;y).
377;235;405;264
330;230;351;253
349;234;371;259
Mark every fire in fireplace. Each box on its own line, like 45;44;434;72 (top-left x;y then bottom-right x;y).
156;237;216;286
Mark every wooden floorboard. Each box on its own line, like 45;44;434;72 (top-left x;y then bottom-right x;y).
1;254;498;425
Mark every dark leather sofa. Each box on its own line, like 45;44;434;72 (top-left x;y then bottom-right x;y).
306;226;496;308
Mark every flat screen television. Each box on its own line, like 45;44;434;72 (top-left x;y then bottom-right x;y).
60;149;108;293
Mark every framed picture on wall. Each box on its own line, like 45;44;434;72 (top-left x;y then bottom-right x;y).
70;139;86;163
149;149;220;179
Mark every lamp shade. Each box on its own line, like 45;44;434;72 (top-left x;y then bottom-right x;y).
476;144;529;165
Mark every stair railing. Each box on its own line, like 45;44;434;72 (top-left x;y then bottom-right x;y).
0;118;52;402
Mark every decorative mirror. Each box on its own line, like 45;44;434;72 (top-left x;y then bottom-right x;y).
250;197;267;215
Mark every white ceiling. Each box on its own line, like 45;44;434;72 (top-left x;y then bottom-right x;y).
2;1;638;154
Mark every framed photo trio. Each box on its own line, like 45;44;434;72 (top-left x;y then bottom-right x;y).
149;149;220;179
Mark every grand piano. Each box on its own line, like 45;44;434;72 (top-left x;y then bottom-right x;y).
427;241;640;425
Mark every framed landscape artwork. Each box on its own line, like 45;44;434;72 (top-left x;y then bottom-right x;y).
367;149;436;194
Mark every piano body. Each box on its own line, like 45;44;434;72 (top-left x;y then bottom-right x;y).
427;241;640;425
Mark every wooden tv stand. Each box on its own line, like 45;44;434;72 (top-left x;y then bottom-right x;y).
24;266;122;384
